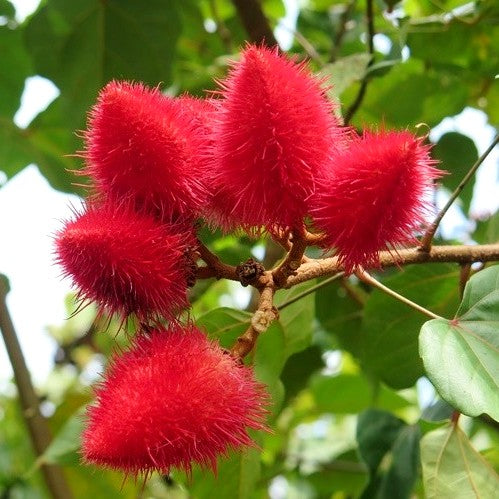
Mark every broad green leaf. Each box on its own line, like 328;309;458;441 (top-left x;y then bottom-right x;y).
24;0;183;129
315;277;364;357
407;20;498;76
275;280;316;357
21;0;184;193
362;264;460;389
377;425;421;499
356;409;406;474
473;212;499;245
421;425;499;498
306;450;368;496
346;59;467;128
189;447;262;499
37;407;85;466
311;374;411;414
433;132;478;212
64;465;141;498
0;25;32;118
254;320;286;412
357;410;420;499
320;53;371;100
0;273;10;294
0;0;15;18
485;80;499;126
196;307;251;349
262;0;285;19
25;99;84;193
422;399;455;422
280;345;324;402
420;265;499;420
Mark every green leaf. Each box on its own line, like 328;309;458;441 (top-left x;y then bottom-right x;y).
422;399;455;422
275;280;316;357
473;212;499;245
196;307;251;349
25;0;182;115
188;447;262;499
306;451;368;496
356;409;406;474
37;407;85;466
346;59;467;128
315;277;364;357
420;265;499;420
362;264;460;389
280;345;324;403
377;425;421;499
433;132;478;213
0;25;32;118
421;425;499;498
311;374;411;414
253;320;286;412
0;0;15;18
0;273;10;294
320;53;371;99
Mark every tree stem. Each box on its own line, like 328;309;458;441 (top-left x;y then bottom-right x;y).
0;279;72;499
277;272;345;310
231;0;278;46
284;243;499;288
356;269;443;319
343;0;375;124
420;134;499;251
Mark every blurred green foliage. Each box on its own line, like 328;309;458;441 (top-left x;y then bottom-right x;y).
1;0;498;497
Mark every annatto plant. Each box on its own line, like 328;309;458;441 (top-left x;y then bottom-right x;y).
52;45;499;492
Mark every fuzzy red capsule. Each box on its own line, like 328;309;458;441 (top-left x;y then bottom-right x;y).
310;130;442;272
82;325;269;476
84;81;208;222
54;202;194;321
210;45;345;232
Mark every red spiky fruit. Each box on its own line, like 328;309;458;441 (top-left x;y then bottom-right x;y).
310;130;442;272
84;81;208;222
54;202;194;321
82;325;269;476
210;45;345;232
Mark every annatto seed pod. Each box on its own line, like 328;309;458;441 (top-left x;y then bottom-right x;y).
54;201;195;321
82;325;269;476
310;129;442;273
209;45;345;233
84;81;208;222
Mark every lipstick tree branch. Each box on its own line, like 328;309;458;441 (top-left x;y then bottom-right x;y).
0;278;72;499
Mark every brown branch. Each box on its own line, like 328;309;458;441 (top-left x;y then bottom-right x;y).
458;263;472;299
343;0;375;124
231;276;277;359
284;243;499;288
0;279;73;499
330;0;357;62
341;277;367;306
232;0;278;46
305;230;326;245
196;240;239;281
420;134;499;251
272;228;308;286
